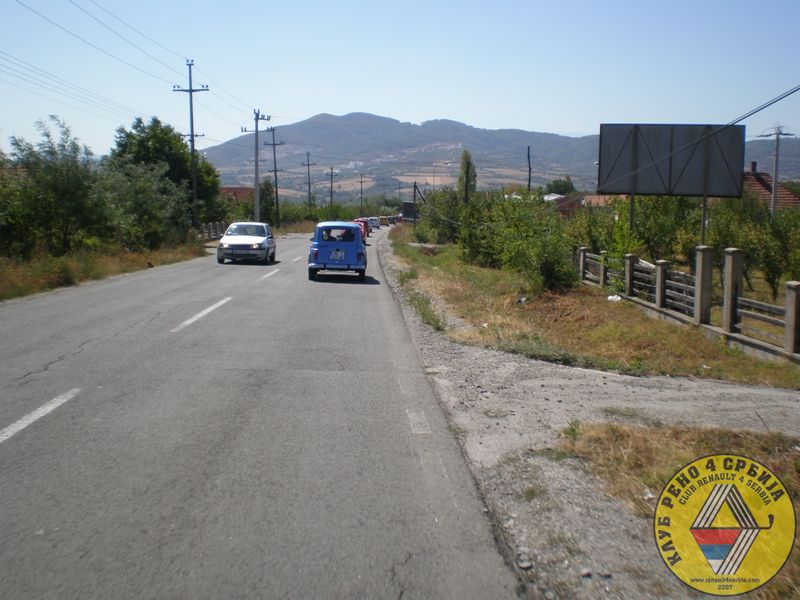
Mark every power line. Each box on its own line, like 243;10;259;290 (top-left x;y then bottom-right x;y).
68;0;184;78
195;98;244;129
86;0;186;60
72;1;255;128
14;0;175;85
194;69;254;114
0;61;140;120
0;51;144;118
0;76;127;126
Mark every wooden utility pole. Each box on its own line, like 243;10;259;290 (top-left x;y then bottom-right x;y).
264;127;284;226
302;152;316;210
527;145;532;192
241;109;270;221
329;167;334;216
172;59;208;228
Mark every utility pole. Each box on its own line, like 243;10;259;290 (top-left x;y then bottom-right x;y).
398;181;402;203
173;59;208;228
527;145;532;192
241;109;270;222
758;126;796;214
302;152;316;211
329;167;334;216
264;127;284;227
359;173;364;215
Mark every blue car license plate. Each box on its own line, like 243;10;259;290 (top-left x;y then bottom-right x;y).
331;249;344;260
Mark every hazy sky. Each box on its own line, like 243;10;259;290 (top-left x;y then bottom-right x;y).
2;0;799;156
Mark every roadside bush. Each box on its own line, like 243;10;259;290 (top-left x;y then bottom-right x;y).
461;193;576;292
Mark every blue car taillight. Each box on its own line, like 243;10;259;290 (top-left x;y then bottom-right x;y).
357;251;364;261
312;249;318;261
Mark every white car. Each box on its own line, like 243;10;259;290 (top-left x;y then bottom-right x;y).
368;217;380;230
217;222;276;264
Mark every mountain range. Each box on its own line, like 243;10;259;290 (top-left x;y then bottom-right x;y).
202;112;800;202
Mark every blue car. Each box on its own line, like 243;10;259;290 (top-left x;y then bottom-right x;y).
308;221;367;281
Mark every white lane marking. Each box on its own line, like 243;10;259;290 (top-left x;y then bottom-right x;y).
0;388;81;445
171;297;232;332
406;409;431;434
258;268;279;281
291;256;303;262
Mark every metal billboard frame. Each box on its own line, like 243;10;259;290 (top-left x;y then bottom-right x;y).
596;124;746;242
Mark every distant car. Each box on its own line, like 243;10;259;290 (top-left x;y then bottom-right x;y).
308;221;367;281
217;222;276;264
368;217;380;230
395;214;403;224
354;218;371;236
353;219;369;241
379;215;389;226
387;215;396;225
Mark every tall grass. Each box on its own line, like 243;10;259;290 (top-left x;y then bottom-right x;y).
0;243;206;301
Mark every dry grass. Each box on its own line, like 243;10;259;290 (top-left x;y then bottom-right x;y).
0;244;206;301
559;422;800;599
389;225;800;388
275;220;315;235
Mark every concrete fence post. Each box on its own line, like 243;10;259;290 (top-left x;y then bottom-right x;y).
694;246;713;325
722;248;743;333
785;281;800;354
577;247;587;282
655;260;670;308
624;254;638;297
599;251;608;288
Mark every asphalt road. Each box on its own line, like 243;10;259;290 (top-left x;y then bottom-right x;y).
0;229;518;599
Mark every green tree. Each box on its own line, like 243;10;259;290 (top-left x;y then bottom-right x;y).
422;188;461;243
633;196;701;261
10;116;106;256
259;178;276;224
545;176;575;195
108;117;220;227
457;150;477;205
92;160;186;250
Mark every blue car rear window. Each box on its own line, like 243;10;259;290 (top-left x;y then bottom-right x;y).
320;228;355;242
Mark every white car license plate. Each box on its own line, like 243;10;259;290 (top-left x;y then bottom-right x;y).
331;249;344;260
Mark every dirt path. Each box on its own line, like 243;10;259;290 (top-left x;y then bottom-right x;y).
377;233;800;600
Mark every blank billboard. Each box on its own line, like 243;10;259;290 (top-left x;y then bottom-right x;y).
597;124;745;197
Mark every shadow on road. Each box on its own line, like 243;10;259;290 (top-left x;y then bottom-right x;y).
310;273;380;285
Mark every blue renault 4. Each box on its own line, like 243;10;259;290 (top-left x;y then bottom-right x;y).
308;221;367;281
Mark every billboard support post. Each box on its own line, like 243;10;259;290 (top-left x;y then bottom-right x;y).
629;126;638;231
701;126;712;245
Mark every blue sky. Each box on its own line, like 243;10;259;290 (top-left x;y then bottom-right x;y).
2;0;799;156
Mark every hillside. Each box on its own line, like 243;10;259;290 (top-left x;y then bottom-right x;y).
202;113;800;202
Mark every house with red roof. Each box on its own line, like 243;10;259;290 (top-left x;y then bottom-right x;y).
742;161;800;210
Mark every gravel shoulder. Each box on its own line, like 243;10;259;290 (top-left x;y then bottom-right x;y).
376;232;800;600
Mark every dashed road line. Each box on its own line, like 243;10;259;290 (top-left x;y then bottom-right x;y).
258;268;280;281
291;256;303;262
171;297;232;333
0;388;81;445
407;409;431;434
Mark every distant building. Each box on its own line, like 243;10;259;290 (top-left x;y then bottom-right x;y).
220;186;253;201
543;193;583;217
742;161;800;210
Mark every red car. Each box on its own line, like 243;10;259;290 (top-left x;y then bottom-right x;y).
353;219;369;240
